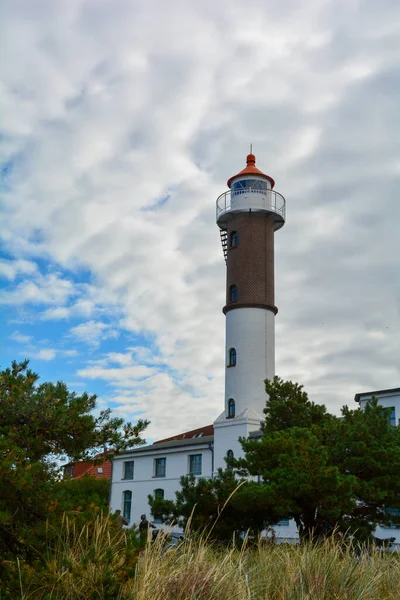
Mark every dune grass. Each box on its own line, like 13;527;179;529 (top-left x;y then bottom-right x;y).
5;514;400;599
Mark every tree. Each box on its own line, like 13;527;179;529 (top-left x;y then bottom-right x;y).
52;475;110;515
261;377;329;433
236;426;355;540
148;469;281;544
329;399;400;540
0;360;148;561
234;377;400;542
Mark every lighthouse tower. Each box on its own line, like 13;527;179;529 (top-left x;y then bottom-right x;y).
213;150;286;471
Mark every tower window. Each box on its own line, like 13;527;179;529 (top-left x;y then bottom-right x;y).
122;490;132;523
228;348;236;367
226;449;234;459
230;231;238;248
227;398;235;418
229;285;237;302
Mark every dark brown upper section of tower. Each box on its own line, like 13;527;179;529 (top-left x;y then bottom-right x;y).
223;213;277;315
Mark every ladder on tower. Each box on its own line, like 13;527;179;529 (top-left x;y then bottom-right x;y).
220;229;227;264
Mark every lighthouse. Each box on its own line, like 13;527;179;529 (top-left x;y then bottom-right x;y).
213;150;286;470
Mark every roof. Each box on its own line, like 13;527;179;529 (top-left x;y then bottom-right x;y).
227;152;275;189
354;387;400;403
249;429;262;439
154;424;214;444
114;434;214;458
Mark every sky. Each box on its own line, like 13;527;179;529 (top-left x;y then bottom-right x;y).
1;0;400;443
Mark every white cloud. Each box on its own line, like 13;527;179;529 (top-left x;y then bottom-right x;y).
1;272;76;306
0;259;37;281
1;0;400;438
9;330;33;344
69;320;119;347
36;348;56;361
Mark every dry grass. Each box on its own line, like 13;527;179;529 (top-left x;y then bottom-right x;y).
9;515;400;599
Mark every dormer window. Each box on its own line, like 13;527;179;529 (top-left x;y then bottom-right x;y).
230;231;238;248
229;285;237;303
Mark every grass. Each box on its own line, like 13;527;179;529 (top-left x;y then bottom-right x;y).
4;514;400;599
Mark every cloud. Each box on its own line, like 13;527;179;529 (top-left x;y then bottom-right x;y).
1;271;76;306
9;330;33;344
1;0;400;438
69;320;119;347
0;259;37;281
35;348;56;361
23;347;78;361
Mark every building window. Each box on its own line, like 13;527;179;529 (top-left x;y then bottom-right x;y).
226;449;234;459
189;454;202;475
229;285;237;303
227;398;235;418
154;457;166;478
276;518;290;526
123;460;134;480
64;464;74;478
383;507;400;528
387;407;396;427
230;231;238;248
228;348;236;367
122;490;132;523
97;467;103;474
153;488;164;523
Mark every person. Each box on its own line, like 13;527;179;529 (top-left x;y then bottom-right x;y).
139;514;156;544
139;514;156;532
114;510;128;527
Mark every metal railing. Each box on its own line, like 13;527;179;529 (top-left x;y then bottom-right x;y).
216;188;286;221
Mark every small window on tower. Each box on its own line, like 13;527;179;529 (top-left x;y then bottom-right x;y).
230;231;238;248
228;348;236;367
229;285;237;303
227;398;235;418
226;449;234;459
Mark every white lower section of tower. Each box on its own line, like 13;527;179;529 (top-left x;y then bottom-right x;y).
213;307;275;471
225;307;275;419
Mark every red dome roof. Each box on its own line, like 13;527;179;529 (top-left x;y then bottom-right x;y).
227;152;275;189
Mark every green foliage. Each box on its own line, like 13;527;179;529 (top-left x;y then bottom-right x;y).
261;376;329;433
52;475;110;514
148;469;278;544
0;513;141;599
6;527;400;599
0;360;148;566
330;399;400;538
